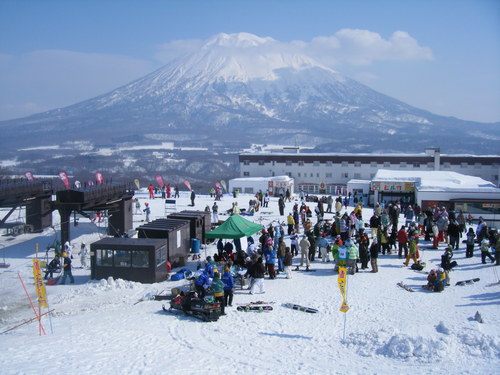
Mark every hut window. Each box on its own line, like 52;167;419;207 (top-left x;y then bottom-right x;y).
132;251;149;268
156;245;167;266
114;250;131;267
96;249;113;267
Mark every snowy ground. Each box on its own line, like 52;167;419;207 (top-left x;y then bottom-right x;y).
0;191;499;375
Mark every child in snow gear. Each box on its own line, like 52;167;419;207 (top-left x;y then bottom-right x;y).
466;227;476;258
211;272;225;315
480;239;495;264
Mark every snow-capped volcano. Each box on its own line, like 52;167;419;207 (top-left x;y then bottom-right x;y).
0;32;499;156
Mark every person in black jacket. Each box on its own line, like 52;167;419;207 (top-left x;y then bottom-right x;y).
44;255;61;279
447;220;461;250
60;252;74;284
369;237;379;273
370;214;380;239
249;256;265;294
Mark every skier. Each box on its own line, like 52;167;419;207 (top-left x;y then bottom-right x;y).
79;243;89;268
278;196;285;216
60;252;75;284
143;202;151;222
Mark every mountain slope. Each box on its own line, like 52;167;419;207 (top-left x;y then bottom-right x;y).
0;32;499;156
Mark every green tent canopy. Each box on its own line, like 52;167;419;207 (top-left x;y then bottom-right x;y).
205;214;263;239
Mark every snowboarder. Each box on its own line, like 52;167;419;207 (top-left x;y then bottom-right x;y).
248;256;266;295
60;252;74;284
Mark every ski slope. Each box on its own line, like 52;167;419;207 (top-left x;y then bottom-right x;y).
0;191;499;375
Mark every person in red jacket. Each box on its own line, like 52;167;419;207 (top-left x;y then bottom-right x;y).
148;184;154;199
397;225;409;259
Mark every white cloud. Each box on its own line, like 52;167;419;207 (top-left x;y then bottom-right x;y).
154;29;433;68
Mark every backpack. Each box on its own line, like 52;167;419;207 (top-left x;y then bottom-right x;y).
411;263;424;271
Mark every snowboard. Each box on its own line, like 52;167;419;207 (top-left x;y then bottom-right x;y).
236;301;275;306
282;303;318;313
45;275;61;286
455;278;480;286
237;305;273;312
397;282;414;292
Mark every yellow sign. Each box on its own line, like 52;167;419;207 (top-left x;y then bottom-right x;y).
32;259;48;308
337;266;349;313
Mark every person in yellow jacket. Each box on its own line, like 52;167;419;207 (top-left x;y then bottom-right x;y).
287;213;295;235
404;232;420;266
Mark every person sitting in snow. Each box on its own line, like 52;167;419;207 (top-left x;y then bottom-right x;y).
44;254;61;279
441;245;457;271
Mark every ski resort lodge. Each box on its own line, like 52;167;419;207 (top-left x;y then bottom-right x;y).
238;148;500;194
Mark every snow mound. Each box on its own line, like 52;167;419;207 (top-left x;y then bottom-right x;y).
435;321;451;335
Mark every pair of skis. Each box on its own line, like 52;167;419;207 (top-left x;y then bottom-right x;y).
236;301;274;312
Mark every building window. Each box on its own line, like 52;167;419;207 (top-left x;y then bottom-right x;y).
286;160;292;166
258;160;265;166
400;162;407;167
370;173;375;178
342;172;349;179
114;250;131;268
326;161;332;166
461;162;468;168
298;172;301;177
243;172;250;176
298;161;304;166
354;173;361;179
243;160;250;165
354;161;361;167
413;162;420;168
493;175;499;181
314;161;320;166
244;187;254;194
155;245;167;266
370;162;377;168
272;172;275;177
326;173;332;178
428;162;434;168
287;172;292;177
383;162;390;167
443;162;451;168
310;173;313;177
342;161;348;167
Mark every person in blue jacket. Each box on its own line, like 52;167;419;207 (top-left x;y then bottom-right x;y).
204;256;214;278
221;266;235;307
194;271;210;298
264;243;277;279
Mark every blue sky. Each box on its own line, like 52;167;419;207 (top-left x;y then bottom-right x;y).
0;0;499;123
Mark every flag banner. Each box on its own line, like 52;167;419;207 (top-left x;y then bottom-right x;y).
95;172;104;185
220;180;227;192
58;171;70;189
215;182;221;190
155;174;165;188
32;259;48;308
338;266;349;313
183;179;192;191
24;171;35;181
134;178;140;190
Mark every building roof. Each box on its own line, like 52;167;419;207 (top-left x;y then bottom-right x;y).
372;169;500;192
230;175;293;183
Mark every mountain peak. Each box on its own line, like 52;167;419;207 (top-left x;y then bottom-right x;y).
204;32;275;48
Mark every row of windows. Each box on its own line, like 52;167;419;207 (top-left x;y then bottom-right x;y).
243;160;490;168
95;246;167;268
243;171;375;179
